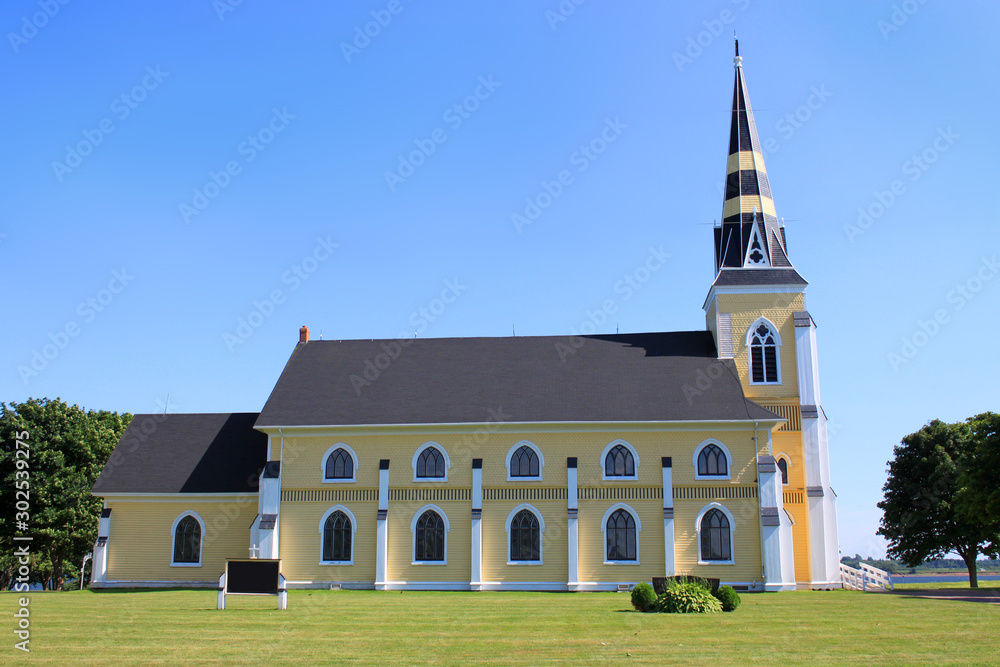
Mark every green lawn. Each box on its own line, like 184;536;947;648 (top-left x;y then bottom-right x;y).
893;579;1000;590
8;588;999;665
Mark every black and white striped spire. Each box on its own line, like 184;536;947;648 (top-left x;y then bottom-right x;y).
713;40;793;274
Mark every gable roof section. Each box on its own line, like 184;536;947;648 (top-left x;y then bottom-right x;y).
92;412;267;495
255;331;779;428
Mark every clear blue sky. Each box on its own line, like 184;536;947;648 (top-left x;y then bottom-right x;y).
3;1;997;559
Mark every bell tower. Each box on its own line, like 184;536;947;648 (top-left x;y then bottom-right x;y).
703;41;841;588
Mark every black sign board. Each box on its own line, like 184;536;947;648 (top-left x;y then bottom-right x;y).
225;559;280;595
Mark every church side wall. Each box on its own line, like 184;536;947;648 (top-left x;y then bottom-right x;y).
104;497;256;584
275;426;767;589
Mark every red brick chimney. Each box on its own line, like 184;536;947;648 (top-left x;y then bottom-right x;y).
299;326;310;343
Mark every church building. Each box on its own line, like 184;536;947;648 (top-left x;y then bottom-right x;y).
90;44;841;592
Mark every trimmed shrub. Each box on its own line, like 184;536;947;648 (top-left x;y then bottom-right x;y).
713;585;741;612
655;581;722;614
652;576;720;595
630;582;657;612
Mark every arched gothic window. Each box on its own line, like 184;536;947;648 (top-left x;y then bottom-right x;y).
173;515;201;564
510;445;539;478
509;509;540;562
322;511;352;562
416;446;445;478
604;444;635;477
777;458;789;485
697;444;728;477
325;448;354;480
700;508;732;561
605;509;637;561
415;510;445;562
749;321;779;383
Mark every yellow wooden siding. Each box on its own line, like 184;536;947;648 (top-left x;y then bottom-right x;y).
771;430;812;582
386;500;471;582
577;500;665;582
784;499;812;584
715;292;805;401
278;501;378;583
280;428;760;494
281;434;480;490
481;500;567;582
673;498;763;581
106;499;256;581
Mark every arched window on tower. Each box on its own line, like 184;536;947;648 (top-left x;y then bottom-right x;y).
748;319;780;384
777;457;789;485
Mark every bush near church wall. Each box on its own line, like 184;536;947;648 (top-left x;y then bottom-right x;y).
655;581;722;614
652;576;720;596
630;582;657;613
713;585;741;612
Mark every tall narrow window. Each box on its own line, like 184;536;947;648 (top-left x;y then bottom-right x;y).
509;509;540;562
173;515;201;564
416;446;445;478
697;444;728;477
777;458;789;485
415;510;445;562
749;321;779;383
604;444;635;477
510;445;539;477
322;511;352;562
700;508;732;561
605;509;637;561
325;448;354;480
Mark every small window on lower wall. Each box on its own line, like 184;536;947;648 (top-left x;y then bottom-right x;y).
696;503;735;564
602;504;640;564
319;506;356;565
171;512;204;566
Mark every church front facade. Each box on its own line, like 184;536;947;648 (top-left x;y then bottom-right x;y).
90;45;841;592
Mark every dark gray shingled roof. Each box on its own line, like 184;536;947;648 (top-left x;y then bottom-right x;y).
255;331;780;427
712;268;807;287
92;413;266;494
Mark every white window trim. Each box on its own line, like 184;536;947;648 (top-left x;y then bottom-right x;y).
411;504;449;565
170;511;205;567
601;503;641;565
692;438;732;480
505;440;544;481
320;443;359;483
745;316;782;385
504;503;545;565
600;439;640;481
695;502;736;565
318;505;358;566
411;441;450;482
775;453;792;486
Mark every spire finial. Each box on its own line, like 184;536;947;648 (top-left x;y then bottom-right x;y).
734;34;742;67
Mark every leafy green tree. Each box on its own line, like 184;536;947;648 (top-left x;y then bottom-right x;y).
877;419;1000;588
0;398;130;590
958;412;1000;537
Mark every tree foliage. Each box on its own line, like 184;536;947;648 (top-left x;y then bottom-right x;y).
877;418;1000;588
0;398;130;590
958;412;1000;533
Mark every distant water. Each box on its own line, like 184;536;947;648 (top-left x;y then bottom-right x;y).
894;574;1000;585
